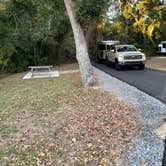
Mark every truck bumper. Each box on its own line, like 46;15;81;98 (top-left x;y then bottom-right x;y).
119;61;145;66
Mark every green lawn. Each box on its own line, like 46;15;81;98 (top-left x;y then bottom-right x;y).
0;70;136;165
0;72;82;165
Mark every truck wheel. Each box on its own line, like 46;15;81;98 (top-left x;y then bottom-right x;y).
96;55;101;63
106;57;110;66
96;56;105;64
115;59;121;70
138;64;145;70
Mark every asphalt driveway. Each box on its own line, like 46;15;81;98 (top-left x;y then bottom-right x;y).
93;63;166;104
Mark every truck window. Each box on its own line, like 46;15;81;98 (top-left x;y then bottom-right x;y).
110;46;115;51
163;43;166;48
107;45;112;50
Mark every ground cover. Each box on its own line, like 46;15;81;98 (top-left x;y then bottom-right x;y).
0;64;136;165
146;57;166;71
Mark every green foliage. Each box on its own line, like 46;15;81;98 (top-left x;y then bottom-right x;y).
0;0;75;72
75;0;109;28
0;0;113;72
74;0;110;57
103;0;166;56
0;5;15;71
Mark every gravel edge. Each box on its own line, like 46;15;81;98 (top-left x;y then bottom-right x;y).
94;67;166;166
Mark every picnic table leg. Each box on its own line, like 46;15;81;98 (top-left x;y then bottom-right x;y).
49;67;51;77
31;68;34;77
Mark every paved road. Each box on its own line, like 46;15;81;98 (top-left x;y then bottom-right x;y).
94;63;166;104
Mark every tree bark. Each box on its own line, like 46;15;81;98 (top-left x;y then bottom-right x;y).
64;0;96;87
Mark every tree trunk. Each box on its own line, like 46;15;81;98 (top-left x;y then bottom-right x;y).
64;0;96;87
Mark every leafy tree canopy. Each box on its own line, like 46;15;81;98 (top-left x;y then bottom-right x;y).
103;0;166;54
0;0;111;72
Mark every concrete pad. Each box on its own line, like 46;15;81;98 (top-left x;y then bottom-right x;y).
23;71;59;79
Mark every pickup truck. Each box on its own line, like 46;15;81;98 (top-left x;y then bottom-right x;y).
106;45;146;70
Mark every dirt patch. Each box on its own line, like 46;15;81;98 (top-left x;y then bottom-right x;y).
53;63;79;71
146;57;166;71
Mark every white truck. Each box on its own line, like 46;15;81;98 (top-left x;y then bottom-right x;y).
106;44;146;70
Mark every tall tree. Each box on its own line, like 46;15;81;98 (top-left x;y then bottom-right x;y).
120;0;163;42
64;0;95;87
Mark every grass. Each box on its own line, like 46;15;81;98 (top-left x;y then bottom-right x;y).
0;64;137;165
0;125;18;134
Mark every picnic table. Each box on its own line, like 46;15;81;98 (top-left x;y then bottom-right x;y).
28;66;53;77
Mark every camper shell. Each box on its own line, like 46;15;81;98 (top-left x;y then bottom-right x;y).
96;40;120;62
157;41;166;55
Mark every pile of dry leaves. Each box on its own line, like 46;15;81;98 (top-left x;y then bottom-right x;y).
53;88;137;165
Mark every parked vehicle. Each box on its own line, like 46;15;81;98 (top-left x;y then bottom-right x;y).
106;45;146;70
157;41;166;55
96;40;120;62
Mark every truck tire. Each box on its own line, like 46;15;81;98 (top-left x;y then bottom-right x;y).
96;55;105;64
115;59;121;70
138;64;145;70
106;57;110;66
96;55;101;63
